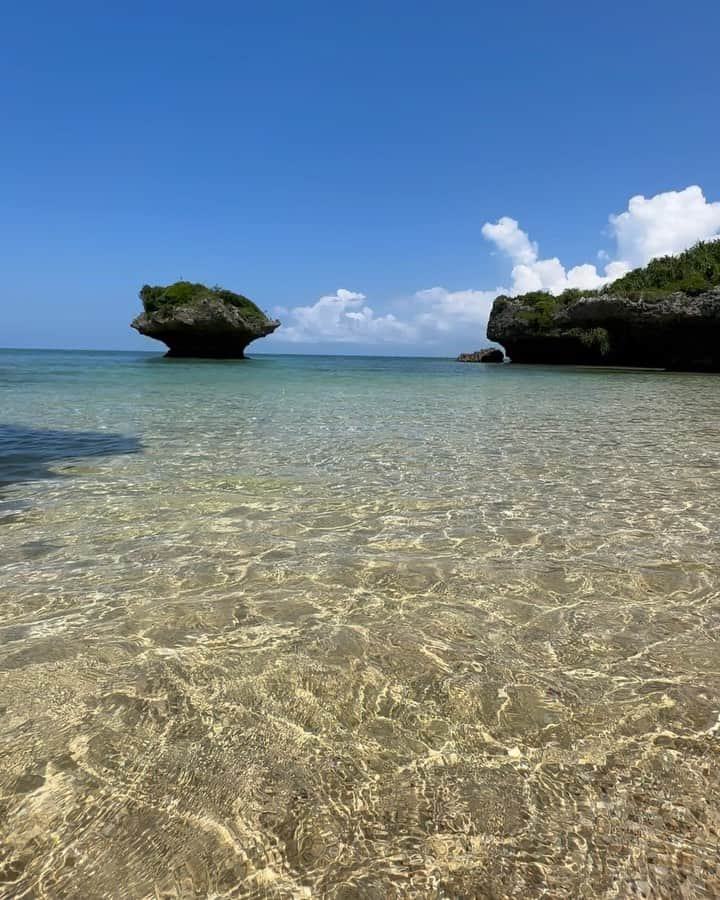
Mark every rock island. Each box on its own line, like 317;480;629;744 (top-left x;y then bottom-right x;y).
131;282;280;358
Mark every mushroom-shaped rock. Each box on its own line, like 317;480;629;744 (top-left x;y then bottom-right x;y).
131;282;280;359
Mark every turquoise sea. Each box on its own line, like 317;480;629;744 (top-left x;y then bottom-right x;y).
1;348;719;898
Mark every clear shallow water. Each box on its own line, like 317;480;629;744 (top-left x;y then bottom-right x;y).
1;348;719;899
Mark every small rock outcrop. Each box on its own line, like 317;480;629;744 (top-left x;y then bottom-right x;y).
456;348;505;363
487;289;720;371
131;282;280;358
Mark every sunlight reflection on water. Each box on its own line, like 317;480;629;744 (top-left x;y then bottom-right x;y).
1;350;719;898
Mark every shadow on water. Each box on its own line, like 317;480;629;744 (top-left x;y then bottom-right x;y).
0;425;142;493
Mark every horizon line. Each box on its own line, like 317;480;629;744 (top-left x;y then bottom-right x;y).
0;345;468;360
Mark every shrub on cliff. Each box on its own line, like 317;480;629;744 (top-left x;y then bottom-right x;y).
139;282;268;323
604;240;720;298
497;288;588;329
567;326;611;356
503;240;720;314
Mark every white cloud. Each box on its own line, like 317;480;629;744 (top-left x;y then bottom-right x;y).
278;288;415;343
270;184;720;348
481;217;537;265
481;216;628;295
413;287;501;338
604;260;633;281
610;185;720;268
272;285;501;347
481;185;720;299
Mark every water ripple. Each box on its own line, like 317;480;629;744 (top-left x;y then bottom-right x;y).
0;352;719;897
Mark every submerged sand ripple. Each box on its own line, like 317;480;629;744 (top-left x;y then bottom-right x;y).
1;355;719;897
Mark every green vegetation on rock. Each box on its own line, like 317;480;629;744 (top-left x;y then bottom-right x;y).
496;240;720;316
496;289;589;330
606;240;720;299
515;292;569;329
567;326;611;356
139;282;269;323
487;241;720;370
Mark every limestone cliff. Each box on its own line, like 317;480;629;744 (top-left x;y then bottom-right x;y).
487;288;720;371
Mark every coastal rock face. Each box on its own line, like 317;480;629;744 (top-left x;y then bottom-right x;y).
131;294;280;359
456;348;505;363
487;288;720;371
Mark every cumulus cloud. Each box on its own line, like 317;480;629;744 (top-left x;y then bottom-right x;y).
413;287;500;336
480;217;537;265
278;288;415;343
481;217;628;295
271;184;720;347
481;185;720;298
273;285;501;347
610;185;720;267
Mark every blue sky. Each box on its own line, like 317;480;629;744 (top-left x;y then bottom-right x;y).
2;0;719;355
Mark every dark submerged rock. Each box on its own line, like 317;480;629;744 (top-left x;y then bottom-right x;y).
456;348;505;363
131;283;280;358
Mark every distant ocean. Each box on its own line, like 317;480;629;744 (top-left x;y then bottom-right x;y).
2;348;719;897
